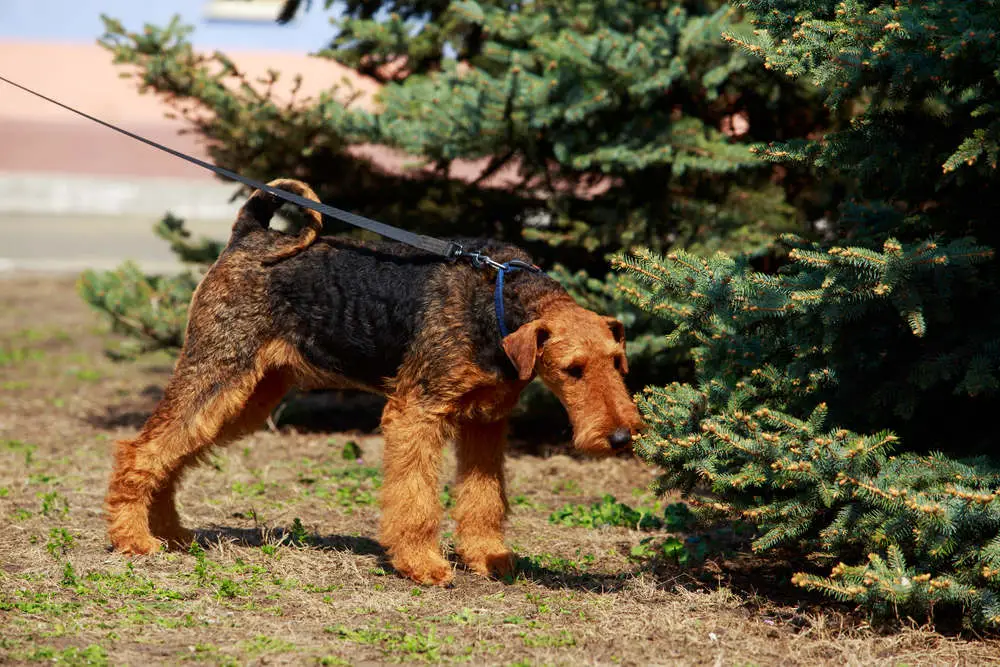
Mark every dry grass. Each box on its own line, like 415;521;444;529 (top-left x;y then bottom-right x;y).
1;275;999;666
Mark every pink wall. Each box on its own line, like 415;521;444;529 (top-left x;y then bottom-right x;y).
0;40;587;194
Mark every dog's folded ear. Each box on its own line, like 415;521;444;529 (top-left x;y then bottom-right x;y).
502;320;549;381
603;316;629;374
603;316;625;344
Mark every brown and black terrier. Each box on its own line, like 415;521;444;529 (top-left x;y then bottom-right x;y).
106;179;643;585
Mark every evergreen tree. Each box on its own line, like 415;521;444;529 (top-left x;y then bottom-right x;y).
616;0;1000;626
81;1;830;375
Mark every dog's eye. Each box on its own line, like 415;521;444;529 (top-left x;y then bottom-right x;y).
564;363;584;379
613;357;623;373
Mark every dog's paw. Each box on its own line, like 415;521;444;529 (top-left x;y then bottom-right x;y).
111;534;164;556
391;551;455;587
460;548;515;579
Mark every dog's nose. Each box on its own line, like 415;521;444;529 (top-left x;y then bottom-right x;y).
608;427;632;450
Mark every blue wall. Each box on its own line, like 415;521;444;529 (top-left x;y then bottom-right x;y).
0;0;343;52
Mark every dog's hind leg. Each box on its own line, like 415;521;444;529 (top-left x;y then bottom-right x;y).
378;394;455;586
453;418;514;578
106;343;294;555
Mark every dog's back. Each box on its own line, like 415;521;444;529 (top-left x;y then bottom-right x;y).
265;238;443;388
264;235;546;388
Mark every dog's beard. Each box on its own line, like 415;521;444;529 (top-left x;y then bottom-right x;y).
569;414;617;457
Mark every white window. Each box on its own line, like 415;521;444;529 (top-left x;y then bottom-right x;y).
204;0;287;22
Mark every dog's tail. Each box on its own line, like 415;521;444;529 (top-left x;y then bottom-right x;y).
230;178;323;265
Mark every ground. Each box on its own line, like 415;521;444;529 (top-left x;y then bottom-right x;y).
1;275;998;666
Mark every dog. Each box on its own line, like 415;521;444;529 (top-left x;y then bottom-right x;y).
105;179;643;585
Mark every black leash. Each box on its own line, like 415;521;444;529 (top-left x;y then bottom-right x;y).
0;74;463;260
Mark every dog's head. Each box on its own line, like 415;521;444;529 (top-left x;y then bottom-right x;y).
503;303;643;456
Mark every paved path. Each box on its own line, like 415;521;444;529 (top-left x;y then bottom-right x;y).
0;212;233;275
0;173;238;275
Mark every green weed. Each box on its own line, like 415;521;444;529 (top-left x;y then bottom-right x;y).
83;564;184;601
303;582;343;594
215;578;244;599
186;543;270;599
183;644;239;666
517;551;595;575
38;491;69;517
448;608;477;625
21;643;108;666
189;541;212;582
512;494;542;510
2;438;36;465
521;630;576;648
550;494;658;530
299;465;380;509
551;479;581;495
72;368;102;382
154;613;198;629
240;635;297;656
330;624;445;662
0;590;82;615
549;495;694;531
299;464;380;485
341;440;362;460
61;562;78;587
231;480;269;497
1;380;31;390
335;484;376;507
440;484;455;509
524;592;552;615
0;346;45;367
289;517;313;546
46;527;75;558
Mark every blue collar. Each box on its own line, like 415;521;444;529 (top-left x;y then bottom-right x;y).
493;259;542;338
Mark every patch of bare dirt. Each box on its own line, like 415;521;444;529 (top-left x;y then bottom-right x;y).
1;276;998;666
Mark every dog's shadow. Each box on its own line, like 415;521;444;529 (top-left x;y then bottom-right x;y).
194;525;383;557
507;556;634;593
192;524;630;593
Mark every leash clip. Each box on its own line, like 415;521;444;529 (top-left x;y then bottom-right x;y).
457;250;541;275
459;250;506;272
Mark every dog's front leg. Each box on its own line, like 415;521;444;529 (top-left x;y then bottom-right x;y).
378;395;454;586
453;418;514;579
